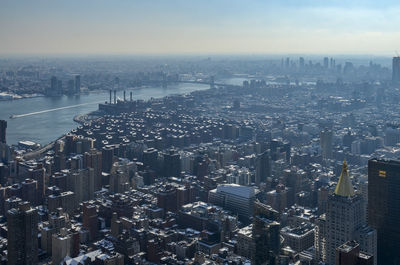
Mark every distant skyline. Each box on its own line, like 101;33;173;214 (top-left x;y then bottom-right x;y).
1;0;400;55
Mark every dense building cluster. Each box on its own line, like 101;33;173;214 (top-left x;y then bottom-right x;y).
0;56;400;265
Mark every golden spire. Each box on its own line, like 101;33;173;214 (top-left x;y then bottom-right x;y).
334;160;355;197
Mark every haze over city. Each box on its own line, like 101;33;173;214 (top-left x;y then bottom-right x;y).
2;1;400;265
1;0;400;55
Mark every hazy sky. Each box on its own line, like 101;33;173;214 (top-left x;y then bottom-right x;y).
1;0;400;55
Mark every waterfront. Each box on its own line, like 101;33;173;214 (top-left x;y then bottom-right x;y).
0;83;209;146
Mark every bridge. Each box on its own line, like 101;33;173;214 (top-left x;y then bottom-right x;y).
175;80;229;87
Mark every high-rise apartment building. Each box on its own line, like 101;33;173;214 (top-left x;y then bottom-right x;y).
316;161;376;265
83;149;103;191
252;201;280;265
163;149;181;178
368;159;400;265
7;201;38;265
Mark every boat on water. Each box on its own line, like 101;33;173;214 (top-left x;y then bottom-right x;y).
9;115;16;119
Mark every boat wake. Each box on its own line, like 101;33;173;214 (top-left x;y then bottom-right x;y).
10;101;103;119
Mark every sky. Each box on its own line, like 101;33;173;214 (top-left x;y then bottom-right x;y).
1;0;400;55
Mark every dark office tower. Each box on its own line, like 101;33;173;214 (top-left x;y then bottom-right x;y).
392;57;400;83
324;57;329;69
336;241;373;265
0;120;6;144
255;151;270;185
252;201;280;265
7;202;38;265
75;75;81;94
102;145;115;173
368;159;400;265
163;150;181;178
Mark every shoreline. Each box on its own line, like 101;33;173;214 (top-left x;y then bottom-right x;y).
0;85;162;103
4;82;216;151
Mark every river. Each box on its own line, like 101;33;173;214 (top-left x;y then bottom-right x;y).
0;83;209;146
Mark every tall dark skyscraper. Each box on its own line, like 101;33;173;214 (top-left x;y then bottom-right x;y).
252;201;280;265
163;149;181;178
0;120;6;144
392;57;400;83
255;151;271;185
368;159;400;265
7;202;38;265
75;75;81;94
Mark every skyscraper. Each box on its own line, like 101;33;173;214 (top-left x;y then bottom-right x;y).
83;149;103;191
255;151;270;185
324;57;329;69
320;129;333;159
7;201;38;265
252;201;280;265
368;159;400;265
163;149;181;178
82;202;98;241
336;241;373;265
392;57;400;83
315;161;376;265
75;75;81;94
0;120;6;144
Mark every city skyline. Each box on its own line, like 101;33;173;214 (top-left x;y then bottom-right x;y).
2;1;400;264
2;0;400;55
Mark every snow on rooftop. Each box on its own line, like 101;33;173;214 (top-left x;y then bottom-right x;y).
216;184;257;198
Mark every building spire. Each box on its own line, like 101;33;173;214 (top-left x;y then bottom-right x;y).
334;160;355;197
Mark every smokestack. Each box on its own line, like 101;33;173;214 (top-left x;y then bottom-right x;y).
130;92;133;101
123;91;126;101
114;90;117;104
109;90;112;104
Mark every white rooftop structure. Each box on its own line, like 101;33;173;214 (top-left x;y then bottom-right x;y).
216;184;258;199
